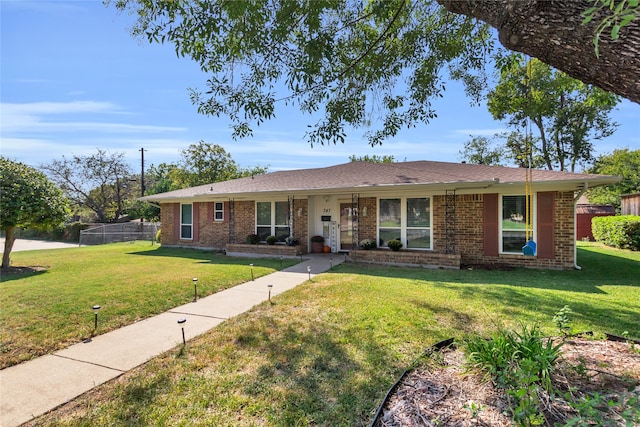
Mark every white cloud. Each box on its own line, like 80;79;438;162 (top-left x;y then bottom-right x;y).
0;101;186;134
3;101;119;114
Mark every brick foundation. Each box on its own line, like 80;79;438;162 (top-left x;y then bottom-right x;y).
226;243;302;258
350;249;461;269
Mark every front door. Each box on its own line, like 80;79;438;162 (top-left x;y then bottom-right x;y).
339;203;354;250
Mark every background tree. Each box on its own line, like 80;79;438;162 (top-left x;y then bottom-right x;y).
113;0;637;151
487;56;619;171
41;149;133;223
586;148;640;211
0;157;70;268
348;154;397;163
170;141;268;188
459;136;504;165
122;163;178;222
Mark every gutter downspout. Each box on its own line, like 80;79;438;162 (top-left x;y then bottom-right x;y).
573;183;589;270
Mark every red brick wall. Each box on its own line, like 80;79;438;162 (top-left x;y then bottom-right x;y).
357;197;377;243
453;192;575;270
231;201;255;244
160;203;176;245
196;202;230;249
229;199;310;253
160;191;576;269
292;198;309;254
332;193;575;270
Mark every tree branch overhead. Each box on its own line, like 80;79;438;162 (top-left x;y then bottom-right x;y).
438;0;640;103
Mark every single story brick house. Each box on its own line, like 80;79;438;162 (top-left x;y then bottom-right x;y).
141;160;619;270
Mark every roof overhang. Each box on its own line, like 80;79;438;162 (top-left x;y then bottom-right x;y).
138;171;621;204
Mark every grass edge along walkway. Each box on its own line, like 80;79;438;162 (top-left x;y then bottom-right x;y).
0;242;300;368
0;254;340;427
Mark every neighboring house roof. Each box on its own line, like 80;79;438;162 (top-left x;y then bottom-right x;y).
141;160;621;202
576;205;616;215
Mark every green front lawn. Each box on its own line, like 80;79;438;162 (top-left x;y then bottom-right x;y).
0;242;298;368
21;242;640;426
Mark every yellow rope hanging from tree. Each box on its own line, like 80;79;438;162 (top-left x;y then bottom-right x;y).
523;58;536;256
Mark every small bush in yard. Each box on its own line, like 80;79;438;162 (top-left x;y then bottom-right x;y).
246;234;260;244
387;239;403;251
592;215;640;250
359;239;376;250
265;235;277;245
68;221;88;242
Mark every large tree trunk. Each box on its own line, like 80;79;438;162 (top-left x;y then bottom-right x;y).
438;0;640;104
2;226;16;269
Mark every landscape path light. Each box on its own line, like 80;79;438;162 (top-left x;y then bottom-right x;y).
177;318;187;345
192;277;198;302
250;263;254;281
92;305;101;330
307;265;311;281
329;257;333;270
267;284;273;303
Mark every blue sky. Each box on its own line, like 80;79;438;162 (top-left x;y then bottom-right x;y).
1;1;639;173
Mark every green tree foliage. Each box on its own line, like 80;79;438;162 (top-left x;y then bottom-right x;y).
123;163;179;222
41;149;133;223
348;154;396;163
0;157;70;268
587;148;640;210
170;141;268;189
487;55;620;172
124;143;268;220
114;0;492;146
459;136;504;165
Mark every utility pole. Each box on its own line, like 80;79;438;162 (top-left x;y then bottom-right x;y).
140;147;146;197
140;147;146;225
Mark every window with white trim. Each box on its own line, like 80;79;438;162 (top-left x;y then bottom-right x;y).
214;202;224;221
501;195;534;253
256;201;289;242
180;203;193;239
379;197;431;249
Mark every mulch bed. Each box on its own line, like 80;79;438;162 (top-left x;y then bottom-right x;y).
374;338;640;426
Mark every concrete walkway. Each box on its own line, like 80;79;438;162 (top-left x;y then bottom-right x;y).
0;254;344;427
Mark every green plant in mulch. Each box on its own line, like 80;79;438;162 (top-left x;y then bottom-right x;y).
464;317;640;427
464;324;562;426
552;305;573;338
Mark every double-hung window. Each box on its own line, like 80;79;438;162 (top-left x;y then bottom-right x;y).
213;202;224;221
256;201;289;242
501;195;532;253
180;203;193;240
379;197;431;249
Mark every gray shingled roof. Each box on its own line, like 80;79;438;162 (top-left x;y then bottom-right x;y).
140;160;620;202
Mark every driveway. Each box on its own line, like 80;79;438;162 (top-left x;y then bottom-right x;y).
0;238;79;253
